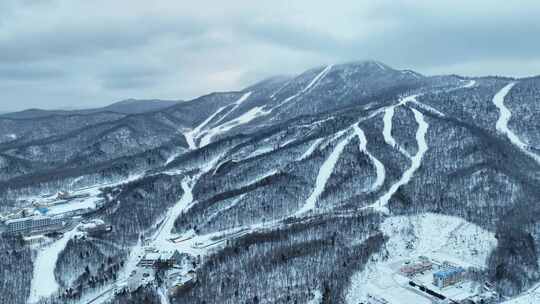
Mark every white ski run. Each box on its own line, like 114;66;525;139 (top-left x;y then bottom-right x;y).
295;131;354;216
353;124;386;191
492;82;540;164
368;107;429;213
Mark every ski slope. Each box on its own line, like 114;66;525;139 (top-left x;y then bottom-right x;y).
29;227;82;303
369;107;428;212
492;82;540;164
185;91;253;149
296;132;353;215
382;107;396;147
273;65;333;110
353;125;385;191
381;95;422;157
298;138;324;161
152;178;194;245
212;91;252;126
463;80;476;88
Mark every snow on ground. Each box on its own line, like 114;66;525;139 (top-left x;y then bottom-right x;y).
382;106;397;148
165;151;181;166
152;178;194;245
158;287;170;304
353;125;385;191
504;283;540;304
211;91;252;126
118;239;143;282
463;80;477;88
369;107;428;213
199;105;267;147
204;194;246;226
346;213;497;304
247;146;274;158
307;290;322;304
272;65;333;110
29;227;83;303
183;128;197;150
300;65;333;94
295;132;354;215
46;196;102;216
298;138;324;161
493;82;540;164
381;99;413;157
183;95;242;150
195;65;334;147
410;100;445;117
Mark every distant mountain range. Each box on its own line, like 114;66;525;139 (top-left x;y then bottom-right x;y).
0;98;180;119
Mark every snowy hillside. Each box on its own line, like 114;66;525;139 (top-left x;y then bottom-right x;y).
0;61;539;304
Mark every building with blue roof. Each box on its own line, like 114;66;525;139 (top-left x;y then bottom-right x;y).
433;266;466;288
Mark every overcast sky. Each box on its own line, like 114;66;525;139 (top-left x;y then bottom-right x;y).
1;0;540;112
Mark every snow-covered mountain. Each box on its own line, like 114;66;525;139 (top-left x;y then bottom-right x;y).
1;61;539;304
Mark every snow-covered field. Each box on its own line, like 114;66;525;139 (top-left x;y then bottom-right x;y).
504;282;540;304
346;213;497;304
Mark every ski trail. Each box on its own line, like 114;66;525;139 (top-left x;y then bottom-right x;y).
493;82;540;164
158;287;170;304
184;91;252;149
165;151;181;166
353;125;385;191
462;80;476;88
29;227;83;303
153;177;194;245
295;132;353;216
184;130;197;150
192;65;333;146
211;91;252;126
382;107;396;147
198;105;268;147
273;65;333;109
298;138;324;161
410;100;445;117
183;105;229;149
373;61;387;71
368;107;428;213
204;194;246;226
382;97;416;157
301;65;333;94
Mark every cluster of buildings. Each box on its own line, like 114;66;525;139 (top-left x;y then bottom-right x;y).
399;256;433;277
400;258;467;289
1;189;108;240
128;246;199;296
397;257;501;304
137;247;184;269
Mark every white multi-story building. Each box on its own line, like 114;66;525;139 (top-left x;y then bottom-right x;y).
4;215;65;235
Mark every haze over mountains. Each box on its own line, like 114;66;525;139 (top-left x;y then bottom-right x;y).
0;99;181;119
0;60;539;304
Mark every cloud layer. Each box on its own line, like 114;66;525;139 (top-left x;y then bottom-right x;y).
1;0;539;111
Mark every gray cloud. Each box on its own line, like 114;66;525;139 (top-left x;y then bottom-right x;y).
1;0;539;112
